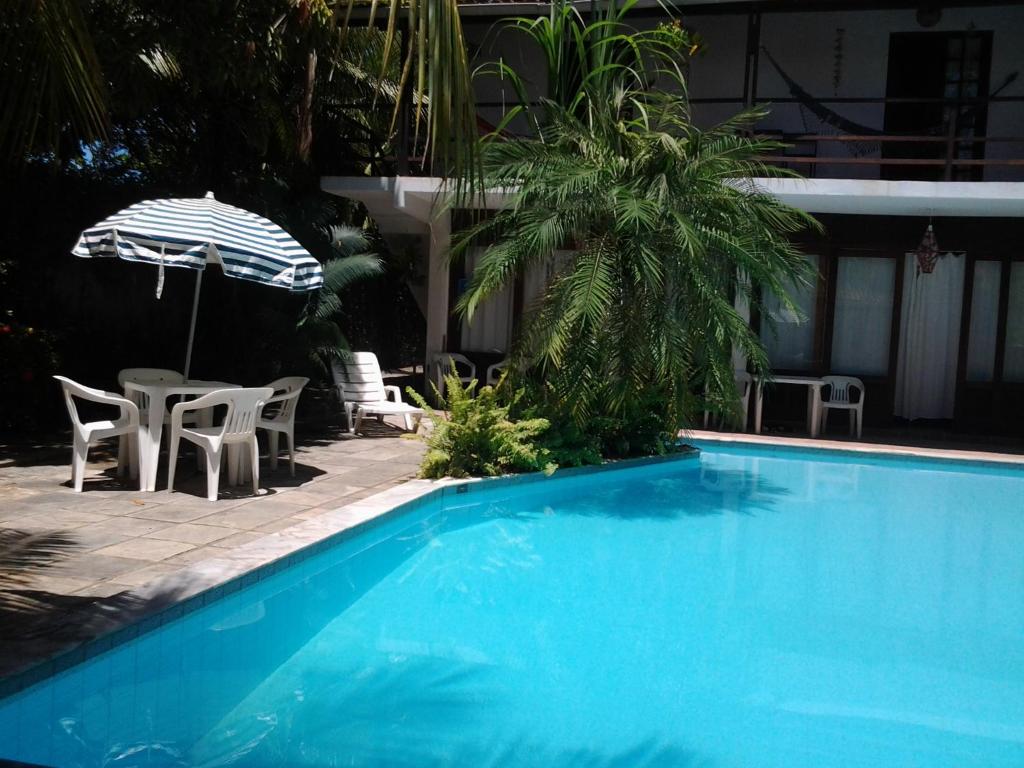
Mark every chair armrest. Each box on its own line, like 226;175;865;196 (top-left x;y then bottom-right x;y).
169;389;229;432
384;385;402;403
58;378;140;425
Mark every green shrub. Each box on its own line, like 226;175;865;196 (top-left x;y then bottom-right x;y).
513;375;680;465
407;367;555;479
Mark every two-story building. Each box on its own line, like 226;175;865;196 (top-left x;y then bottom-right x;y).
323;0;1024;437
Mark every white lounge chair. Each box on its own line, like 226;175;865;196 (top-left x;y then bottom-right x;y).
54;375;140;491
819;375;865;439
167;387;274;501
257;376;308;476
332;352;423;434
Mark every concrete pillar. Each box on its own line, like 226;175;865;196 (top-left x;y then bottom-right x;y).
733;271;751;371
425;210;451;392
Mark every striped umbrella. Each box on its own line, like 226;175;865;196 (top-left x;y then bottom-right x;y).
72;192;324;378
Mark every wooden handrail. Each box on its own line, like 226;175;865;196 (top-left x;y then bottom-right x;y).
757;156;1024;167
769;134;1024;144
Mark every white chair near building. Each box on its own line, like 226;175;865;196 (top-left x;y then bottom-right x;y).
53;375;140;491
703;370;753;431
430;352;477;398
486;359;509;386
332;353;423;434
167;387;274;501
819;375;865;439
256;376;309;476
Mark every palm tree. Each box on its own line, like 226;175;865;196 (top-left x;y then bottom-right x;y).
455;0;817;432
0;0;108;163
296;224;383;376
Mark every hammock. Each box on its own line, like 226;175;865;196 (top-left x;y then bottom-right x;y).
760;47;882;158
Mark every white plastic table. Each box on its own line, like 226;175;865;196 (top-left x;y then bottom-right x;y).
125;379;240;492
753;375;826;438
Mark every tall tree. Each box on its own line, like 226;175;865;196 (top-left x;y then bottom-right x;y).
456;0;817;429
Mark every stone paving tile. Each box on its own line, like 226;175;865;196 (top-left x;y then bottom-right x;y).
107;563;184;588
164;544;234;565
24;575;96;594
212;531;265;548
74;517;173;539
143;523;237;545
196;503;306;530
73;582;132;598
91;538;195;561
254;518;302;534
48;554;148;581
126;504;224;524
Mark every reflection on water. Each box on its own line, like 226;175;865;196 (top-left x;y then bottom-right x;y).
2;448;1024;767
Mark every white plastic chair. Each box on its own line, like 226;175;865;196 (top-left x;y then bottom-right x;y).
819;375;865;439
257;376;308;476
486;359;509;386
331;352;423;434
54;375;140;492
430;352;477;398
167;387;273;501
703;370;753;431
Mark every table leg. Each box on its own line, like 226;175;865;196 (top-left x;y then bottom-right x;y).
754;382;764;434
139;395;165;492
805;388;814;436
810;385;822;438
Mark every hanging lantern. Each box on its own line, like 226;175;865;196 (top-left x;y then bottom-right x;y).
915;224;940;275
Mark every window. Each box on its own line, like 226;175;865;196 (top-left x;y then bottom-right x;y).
1003;263;1024;382
830;257;897;376
965;260;1002;382
760;254;819;371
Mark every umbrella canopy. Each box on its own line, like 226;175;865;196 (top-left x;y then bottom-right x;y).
72;192;323;291
72;192;324;378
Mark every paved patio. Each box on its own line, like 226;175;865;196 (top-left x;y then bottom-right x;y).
0;416;426;677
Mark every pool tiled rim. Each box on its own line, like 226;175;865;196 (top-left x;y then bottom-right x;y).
0;449;702;701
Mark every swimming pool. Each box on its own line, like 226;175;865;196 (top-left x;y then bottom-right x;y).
1;443;1023;767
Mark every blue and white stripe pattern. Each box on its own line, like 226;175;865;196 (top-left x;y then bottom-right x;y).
72;192;323;292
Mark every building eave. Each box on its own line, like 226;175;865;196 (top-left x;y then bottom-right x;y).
321;175;1024;234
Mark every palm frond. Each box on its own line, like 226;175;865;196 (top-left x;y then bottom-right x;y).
0;0;109;162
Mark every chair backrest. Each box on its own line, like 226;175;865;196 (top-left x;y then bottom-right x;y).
117;368;185;387
331;353;386;405
822;375;864;404
264;376;309;422
194;387;274;440
432;353;476;380
486;359;510;386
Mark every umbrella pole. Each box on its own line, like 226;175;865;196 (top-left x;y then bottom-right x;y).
183;270;203;380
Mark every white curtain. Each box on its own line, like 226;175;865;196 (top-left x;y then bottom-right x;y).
830;257;897;375
894;252;966;420
461;247;514;352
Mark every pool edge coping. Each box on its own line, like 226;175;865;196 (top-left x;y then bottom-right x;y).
685;430;1024;470
0;448;702;702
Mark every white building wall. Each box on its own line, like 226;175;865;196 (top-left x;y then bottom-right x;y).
466;4;1024;181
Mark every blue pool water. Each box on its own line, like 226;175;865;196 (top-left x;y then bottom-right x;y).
1;444;1023;767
